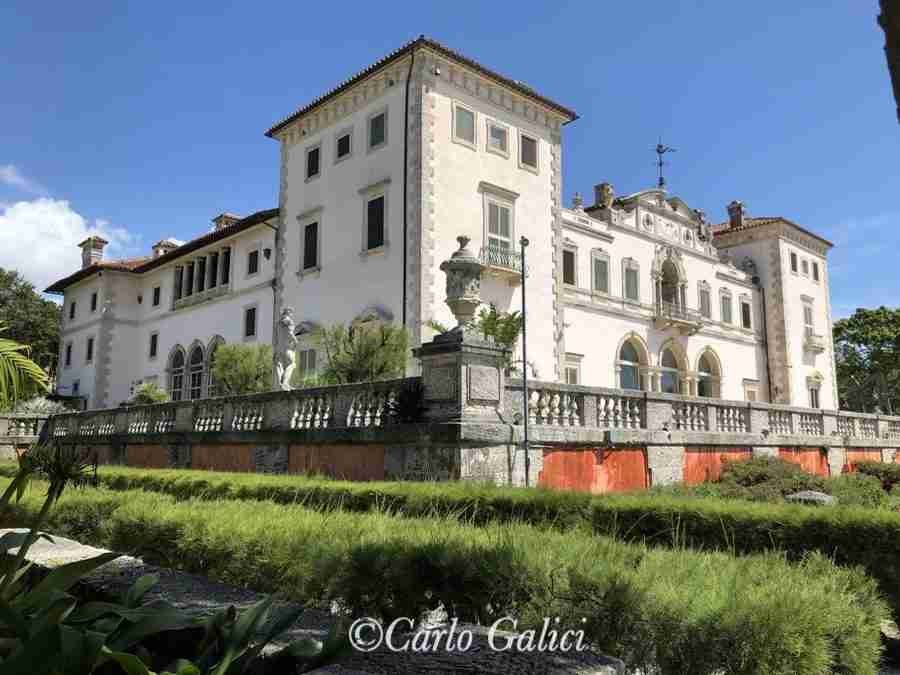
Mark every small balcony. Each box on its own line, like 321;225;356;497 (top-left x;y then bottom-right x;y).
804;327;827;353
653;301;702;335
479;246;523;285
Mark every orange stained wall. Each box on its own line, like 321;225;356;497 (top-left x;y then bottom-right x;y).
682;447;752;484
778;447;830;477
538;448;648;493
125;444;170;469
288;444;385;481
844;448;883;473
191;444;255;472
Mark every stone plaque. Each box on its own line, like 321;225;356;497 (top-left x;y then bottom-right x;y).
424;366;456;401
468;365;500;403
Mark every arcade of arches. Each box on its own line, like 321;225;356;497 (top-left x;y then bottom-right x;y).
167;337;225;401
615;336;722;397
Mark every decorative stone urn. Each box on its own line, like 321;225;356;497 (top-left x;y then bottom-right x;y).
439;235;483;329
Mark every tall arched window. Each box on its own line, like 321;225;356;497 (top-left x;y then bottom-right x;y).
660;260;680;306
697;351;721;398
660;348;681;394
618;342;643;390
168;347;185;401
206;337;224;397
188;344;205;400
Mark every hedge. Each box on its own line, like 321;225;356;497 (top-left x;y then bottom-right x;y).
0;476;888;675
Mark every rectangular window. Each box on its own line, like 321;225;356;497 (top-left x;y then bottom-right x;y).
699;288;711;318
222;248;231;285
453;103;476;146
721;295;733;323
487;121;508;155
244;306;257;338
303;222;319;270
86;337;94;363
197;258;206;292
65;343;72;367
90;292;98;312
563;249;576;286
209;253;218;288
487;201;512;250
740;300;752;329
803;304;814;335
72;380;79;396
745;388;758;402
174;267;183;301
69;301;76;320
801;259;809;276
592;255;609;293
185;262;195;296
247;249;259;276
149;333;158;359
809;387;820;409
369;110;386;149
565;365;579;385
519;133;538;170
790;251;798;273
366;196;385;250
336;131;352;160
625;267;639;301
306;145;320;180
152;286;161;306
812;262;819;281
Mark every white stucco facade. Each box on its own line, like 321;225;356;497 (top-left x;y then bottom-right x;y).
47;37;838;410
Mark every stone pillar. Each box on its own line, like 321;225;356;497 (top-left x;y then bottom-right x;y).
174;401;193;432
822;411;839;437
752;446;779;459
826;446;845;475
646;445;684;485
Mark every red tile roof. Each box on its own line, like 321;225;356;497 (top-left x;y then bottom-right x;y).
44;208;279;294
712;216;833;247
265;36;578;138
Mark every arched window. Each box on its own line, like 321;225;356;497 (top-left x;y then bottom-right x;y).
188;344;205;400
697;350;722;398
168;347;185;401
206;337;224;397
660;260;680;306
618;341;643;390
660;348;681;394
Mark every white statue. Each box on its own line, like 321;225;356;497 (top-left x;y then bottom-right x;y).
274;307;298;390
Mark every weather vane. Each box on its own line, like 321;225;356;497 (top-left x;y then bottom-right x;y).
654;138;677;189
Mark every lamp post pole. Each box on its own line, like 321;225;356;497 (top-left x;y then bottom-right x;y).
520;236;530;487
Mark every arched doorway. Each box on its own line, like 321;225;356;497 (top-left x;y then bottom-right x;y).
660;260;680;306
617;336;648;390
697;351;721;398
660;348;682;394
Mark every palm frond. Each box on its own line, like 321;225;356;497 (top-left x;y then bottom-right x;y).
0;324;49;409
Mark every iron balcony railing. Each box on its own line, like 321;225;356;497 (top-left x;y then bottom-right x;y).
655;300;701;323
479;246;523;273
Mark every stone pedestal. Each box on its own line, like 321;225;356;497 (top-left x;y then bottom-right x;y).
414;327;508;424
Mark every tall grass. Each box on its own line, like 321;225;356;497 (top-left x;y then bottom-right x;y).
0;475;889;674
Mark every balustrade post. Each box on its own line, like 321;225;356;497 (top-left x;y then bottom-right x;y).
644;394;674;431
877;416;890;440
221;400;235;432
822;411;839;437
174;401;193;432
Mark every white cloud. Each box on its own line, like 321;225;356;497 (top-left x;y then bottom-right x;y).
0;198;137;293
0;165;47;196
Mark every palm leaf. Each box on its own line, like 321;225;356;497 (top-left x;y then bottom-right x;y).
0;324;49;409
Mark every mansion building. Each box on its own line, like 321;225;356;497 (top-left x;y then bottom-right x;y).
46;37;838;411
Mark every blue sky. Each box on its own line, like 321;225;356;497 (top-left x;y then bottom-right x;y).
0;2;896;317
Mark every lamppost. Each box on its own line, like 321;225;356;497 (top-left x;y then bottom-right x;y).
519;236;530;486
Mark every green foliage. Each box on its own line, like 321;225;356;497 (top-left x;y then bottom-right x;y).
0;323;49;411
834;306;900;413
822;472;887;508
853;460;900;491
210;344;272;396
0;474;887;674
313;322;407;385
11;396;71;415
0;269;61;373
128;382;170;406
426;304;523;371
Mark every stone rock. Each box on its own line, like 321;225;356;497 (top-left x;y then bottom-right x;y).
785;490;836;505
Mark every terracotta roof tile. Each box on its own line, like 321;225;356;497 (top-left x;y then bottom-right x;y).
712;216;833;247
265;36;577;138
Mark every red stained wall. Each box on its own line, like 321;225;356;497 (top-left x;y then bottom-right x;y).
844;448;883;473
538;448;648;493
682;447;752;484
191;444;255;472
288;444;385;481
125;444;170;469
778;447;830;477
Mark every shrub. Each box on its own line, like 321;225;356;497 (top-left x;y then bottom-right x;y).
854;460;900;492
314;321;408;384
210;343;272;395
0;475;887;675
126;382;170;405
10;395;71;415
718;456;826;498
823;472;887;508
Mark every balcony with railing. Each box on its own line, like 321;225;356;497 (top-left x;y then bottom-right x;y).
479;246;523;284
803;326;827;353
653;301;703;335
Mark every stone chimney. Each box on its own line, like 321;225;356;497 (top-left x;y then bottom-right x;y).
151;239;180;259
727;200;745;229
212;212;242;231
78;236;108;269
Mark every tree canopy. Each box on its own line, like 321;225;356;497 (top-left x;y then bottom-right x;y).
833;306;900;414
0;268;61;372
314;322;408;385
210;343;273;395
